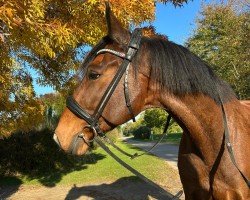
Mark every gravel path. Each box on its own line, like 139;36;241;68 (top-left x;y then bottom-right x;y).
1;178;183;200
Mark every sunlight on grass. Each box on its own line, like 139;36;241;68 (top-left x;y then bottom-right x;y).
133;132;182;145
11;142;178;186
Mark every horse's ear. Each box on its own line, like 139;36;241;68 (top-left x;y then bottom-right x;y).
105;2;130;45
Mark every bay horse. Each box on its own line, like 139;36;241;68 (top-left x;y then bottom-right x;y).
54;4;250;200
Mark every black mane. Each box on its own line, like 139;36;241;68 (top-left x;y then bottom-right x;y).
79;34;236;104
138;37;236;103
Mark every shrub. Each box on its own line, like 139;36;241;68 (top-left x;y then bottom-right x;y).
123;129;130;137
105;128;121;143
0;129;105;177
133;126;151;140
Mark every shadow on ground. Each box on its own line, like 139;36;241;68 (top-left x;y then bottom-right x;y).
0;177;22;199
65;176;179;200
0;129;105;187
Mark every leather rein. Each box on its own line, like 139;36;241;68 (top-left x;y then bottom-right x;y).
65;28;249;188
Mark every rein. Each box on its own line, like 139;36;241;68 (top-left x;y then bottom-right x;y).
220;101;250;187
65;28;183;198
105;114;172;159
94;135;183;199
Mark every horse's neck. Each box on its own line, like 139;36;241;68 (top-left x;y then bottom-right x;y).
159;93;237;165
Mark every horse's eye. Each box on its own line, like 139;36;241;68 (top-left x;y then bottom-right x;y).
88;71;101;80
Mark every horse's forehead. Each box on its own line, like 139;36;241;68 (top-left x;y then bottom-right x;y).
91;54;105;65
90;43;122;67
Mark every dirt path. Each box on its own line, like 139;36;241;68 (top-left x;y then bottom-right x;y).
1;176;183;200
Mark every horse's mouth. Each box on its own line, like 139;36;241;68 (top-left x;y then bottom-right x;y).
53;133;89;156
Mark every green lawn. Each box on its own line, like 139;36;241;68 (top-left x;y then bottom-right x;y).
154;132;182;144
132;132;182;145
0;142;178;187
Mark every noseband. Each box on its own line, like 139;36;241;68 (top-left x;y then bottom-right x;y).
66;29;142;152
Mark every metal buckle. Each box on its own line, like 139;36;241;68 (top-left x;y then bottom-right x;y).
83;125;98;141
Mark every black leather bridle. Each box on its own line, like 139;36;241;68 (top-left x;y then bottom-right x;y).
63;27;250;188
65;28;142;153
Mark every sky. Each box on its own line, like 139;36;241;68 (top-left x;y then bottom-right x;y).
34;1;204;96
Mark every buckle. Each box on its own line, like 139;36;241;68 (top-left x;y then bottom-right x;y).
125;47;137;61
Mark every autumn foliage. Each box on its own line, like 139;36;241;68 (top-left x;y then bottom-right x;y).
0;0;188;136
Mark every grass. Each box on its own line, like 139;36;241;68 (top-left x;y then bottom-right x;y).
157;132;182;144
132;132;182;145
0;142;178;187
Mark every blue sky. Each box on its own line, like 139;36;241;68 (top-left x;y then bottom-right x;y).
153;1;202;44
34;1;204;96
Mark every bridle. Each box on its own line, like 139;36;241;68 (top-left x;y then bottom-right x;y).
65;28;142;153
63;27;250;188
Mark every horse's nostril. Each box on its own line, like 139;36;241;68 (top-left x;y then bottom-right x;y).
53;133;60;147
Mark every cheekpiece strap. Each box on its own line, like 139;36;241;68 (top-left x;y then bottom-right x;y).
125;28;142;61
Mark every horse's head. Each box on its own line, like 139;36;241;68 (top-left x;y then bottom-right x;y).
54;4;153;155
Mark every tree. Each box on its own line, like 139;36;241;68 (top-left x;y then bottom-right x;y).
0;0;189;136
0;63;44;136
0;0;189;88
143;108;167;129
40;92;65;117
40;92;66;129
143;108;182;134
186;0;250;99
122;114;144;136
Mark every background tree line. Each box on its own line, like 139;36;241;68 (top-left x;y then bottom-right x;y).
123;109;182;139
186;0;249;99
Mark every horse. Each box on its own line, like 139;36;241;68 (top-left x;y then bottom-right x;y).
54;4;250;200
